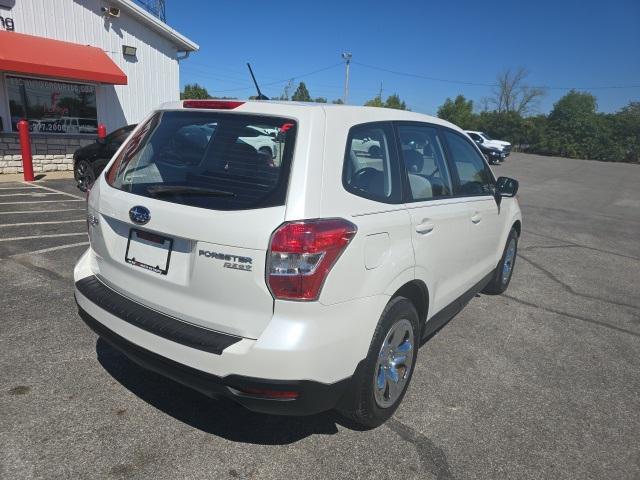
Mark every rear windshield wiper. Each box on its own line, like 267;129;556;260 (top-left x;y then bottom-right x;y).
146;185;236;197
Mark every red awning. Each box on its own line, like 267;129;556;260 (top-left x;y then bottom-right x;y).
0;30;127;85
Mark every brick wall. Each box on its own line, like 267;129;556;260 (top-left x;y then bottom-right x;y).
0;133;95;174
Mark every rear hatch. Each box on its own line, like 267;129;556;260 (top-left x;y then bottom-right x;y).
88;107;297;339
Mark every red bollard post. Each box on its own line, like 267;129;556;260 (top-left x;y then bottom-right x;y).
97;123;107;140
17;120;34;182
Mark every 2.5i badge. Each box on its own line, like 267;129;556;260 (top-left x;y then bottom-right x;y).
199;249;252;271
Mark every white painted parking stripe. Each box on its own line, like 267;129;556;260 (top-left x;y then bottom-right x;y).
0;232;86;242
22;181;85;200
0;186;39;190
0;200;85;205
0;208;85;215
10;241;89;257
0;192;61;197
0;219;85;227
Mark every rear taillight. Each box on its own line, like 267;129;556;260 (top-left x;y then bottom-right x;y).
183;100;245;109
267;219;357;301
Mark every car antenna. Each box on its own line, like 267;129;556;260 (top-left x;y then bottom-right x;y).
246;63;269;100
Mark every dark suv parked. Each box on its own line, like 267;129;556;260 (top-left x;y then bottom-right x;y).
476;142;506;165
73;124;136;191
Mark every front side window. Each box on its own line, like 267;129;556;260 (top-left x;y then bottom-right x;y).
106;111;296;211
343;123;401;203
443;131;494;196
397;124;452;201
6;76;97;134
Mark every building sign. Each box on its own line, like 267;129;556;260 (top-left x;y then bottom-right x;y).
0;14;14;30
7;76;98;134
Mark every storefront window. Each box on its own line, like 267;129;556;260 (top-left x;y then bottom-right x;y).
6;76;98;134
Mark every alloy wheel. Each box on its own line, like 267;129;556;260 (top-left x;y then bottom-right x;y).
373;318;414;408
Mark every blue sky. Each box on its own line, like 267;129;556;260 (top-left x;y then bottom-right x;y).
167;0;640;115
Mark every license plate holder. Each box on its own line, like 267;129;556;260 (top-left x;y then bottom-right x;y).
125;229;173;275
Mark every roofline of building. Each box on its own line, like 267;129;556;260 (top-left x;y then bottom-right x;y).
112;0;199;52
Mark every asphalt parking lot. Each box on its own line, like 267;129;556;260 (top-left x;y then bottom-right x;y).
1;154;639;480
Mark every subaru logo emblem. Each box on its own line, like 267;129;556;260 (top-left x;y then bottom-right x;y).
129;206;150;225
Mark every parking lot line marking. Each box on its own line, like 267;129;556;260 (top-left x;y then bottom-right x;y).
22;181;85;200
0;208;85;215
0;192;62;197
0;232;86;242
0;186;39;190
10;241;89;257
0;219;85;227
0;200;85;205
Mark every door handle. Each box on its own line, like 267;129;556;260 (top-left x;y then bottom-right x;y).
415;222;435;235
471;213;482;224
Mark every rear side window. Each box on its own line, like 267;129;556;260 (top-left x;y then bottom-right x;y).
443;130;494;196
397;124;452;201
106;111;296;211
343;123;401;203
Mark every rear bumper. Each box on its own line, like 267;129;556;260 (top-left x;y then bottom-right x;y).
77;303;358;415
73;249;384;415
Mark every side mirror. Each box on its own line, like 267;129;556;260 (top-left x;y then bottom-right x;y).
495;176;519;197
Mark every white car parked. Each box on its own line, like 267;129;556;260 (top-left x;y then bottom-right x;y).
237;125;279;160
466;130;512;156
75;100;522;427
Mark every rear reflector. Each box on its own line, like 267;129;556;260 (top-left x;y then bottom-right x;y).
183;100;245;109
267;218;357;301
233;387;300;400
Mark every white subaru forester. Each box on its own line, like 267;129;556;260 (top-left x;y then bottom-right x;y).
74;100;522;428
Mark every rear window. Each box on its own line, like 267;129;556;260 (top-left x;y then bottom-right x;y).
106;111;296;211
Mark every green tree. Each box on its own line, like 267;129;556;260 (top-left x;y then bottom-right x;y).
520;114;548;152
332;98;344;104
437;95;475;128
364;93;408;110
364;95;384;108
314;97;328;103
180;83;211;100
384;94;408;110
544;90;601;159
611;101;640;162
475;110;525;147
292;82;312;102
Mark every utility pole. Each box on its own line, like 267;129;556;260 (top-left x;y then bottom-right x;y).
284;78;294;100
341;52;352;104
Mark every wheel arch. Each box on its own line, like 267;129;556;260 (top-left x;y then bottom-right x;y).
390;280;429;327
512;219;522;237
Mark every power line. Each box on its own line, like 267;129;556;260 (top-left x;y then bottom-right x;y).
262;63;343;87
353;61;640;91
204;63;344;94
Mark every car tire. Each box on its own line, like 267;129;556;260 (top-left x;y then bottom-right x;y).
483;228;518;295
338;297;420;429
74;160;95;192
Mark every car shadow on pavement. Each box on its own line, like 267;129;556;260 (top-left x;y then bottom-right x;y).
96;339;346;445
